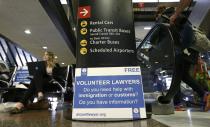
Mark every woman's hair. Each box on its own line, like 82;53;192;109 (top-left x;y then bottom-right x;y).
45;51;56;67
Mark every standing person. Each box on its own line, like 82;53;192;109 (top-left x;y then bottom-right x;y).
13;51;60;113
194;55;209;91
158;0;210;111
155;5;186;110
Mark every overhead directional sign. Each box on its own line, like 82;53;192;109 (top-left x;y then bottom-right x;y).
76;0;137;67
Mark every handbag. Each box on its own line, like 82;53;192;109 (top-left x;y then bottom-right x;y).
191;26;210;52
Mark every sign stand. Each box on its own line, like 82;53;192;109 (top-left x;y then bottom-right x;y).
73;0;146;121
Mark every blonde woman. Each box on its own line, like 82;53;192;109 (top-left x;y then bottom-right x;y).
13;51;60;113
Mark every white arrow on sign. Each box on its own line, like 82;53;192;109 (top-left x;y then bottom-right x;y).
80;8;88;16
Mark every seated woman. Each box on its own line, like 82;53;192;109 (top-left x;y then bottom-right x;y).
13;51;60;112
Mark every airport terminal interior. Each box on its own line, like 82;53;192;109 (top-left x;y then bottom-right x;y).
0;0;210;127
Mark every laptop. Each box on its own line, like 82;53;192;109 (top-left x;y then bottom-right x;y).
27;61;46;76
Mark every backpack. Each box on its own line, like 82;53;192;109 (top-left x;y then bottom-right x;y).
190;26;210;52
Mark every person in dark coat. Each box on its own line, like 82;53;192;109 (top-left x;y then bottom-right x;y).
158;0;210;111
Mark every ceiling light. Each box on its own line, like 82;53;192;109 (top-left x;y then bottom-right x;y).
144;27;151;30
159;0;179;2
61;63;65;65
54;56;58;59
164;55;169;58
60;0;67;4
132;0;179;3
133;0;157;2
42;46;48;49
24;29;31;34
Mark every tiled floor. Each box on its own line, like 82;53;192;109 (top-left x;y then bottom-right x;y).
0;109;168;127
153;108;210;127
0;107;209;127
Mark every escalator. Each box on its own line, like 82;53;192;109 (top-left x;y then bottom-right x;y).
137;23;175;72
136;23;177;115
137;23;176;94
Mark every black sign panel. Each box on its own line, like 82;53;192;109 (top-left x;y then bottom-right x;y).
76;0;137;67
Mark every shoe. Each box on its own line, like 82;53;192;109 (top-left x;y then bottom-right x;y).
204;92;210;111
175;104;186;111
10;107;23;114
158;96;171;104
27;99;50;110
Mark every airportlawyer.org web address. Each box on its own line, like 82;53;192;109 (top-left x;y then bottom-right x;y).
76;113;106;117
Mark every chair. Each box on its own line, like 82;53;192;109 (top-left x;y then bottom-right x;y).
0;61;18;102
0;60;9;72
0;61;9;83
0;66;30;103
49;65;70;103
25;65;72;110
0;61;17;88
